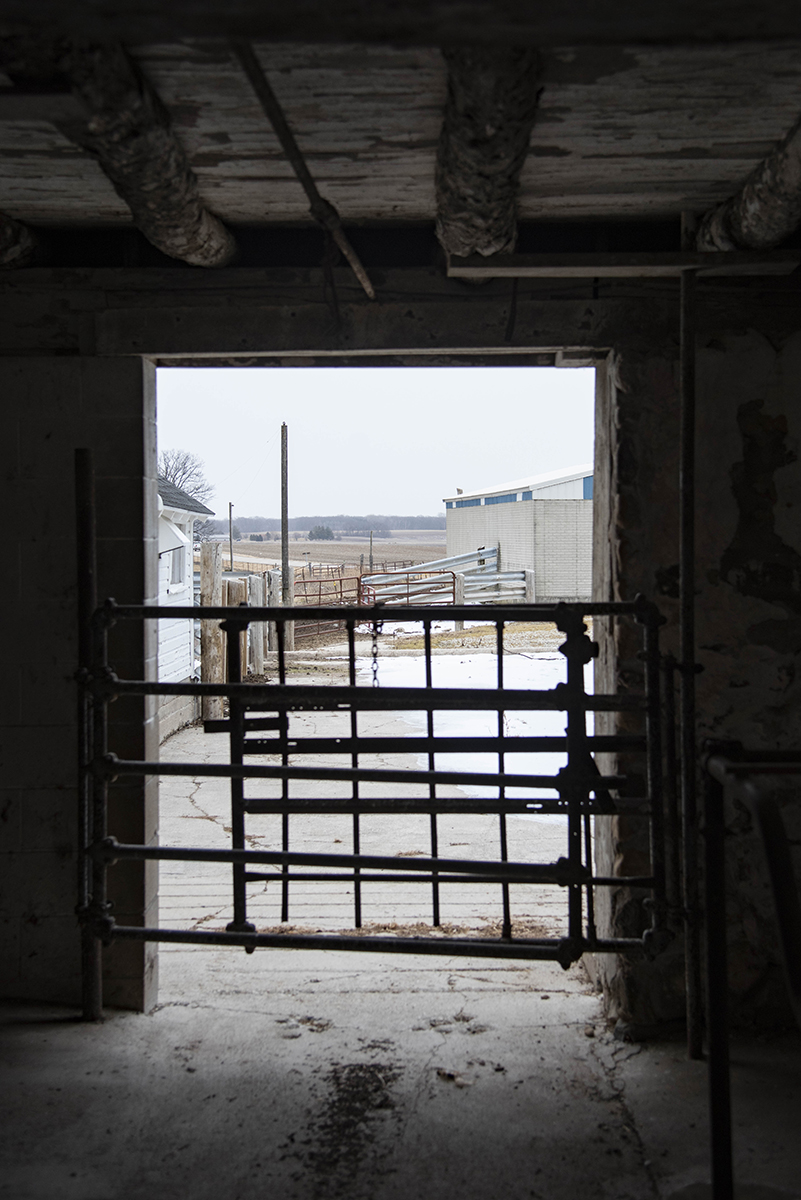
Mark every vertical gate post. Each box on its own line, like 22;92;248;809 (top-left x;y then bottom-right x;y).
680;266;704;1060
703;769;734;1200
454;572;465;630
524;569;536;604
200;542;224;721
75;448;102;1021
249;574;265;675
268;569;280;651
285;566;295;652
227;578;249;673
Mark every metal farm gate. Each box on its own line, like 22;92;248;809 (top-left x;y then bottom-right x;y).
77;546;672;1029
76;450;674;1024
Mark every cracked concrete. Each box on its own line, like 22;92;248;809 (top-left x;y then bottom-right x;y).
2;949;799;1199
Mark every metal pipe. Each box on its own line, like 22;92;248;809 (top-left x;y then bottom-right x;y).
74;449;102;1022
100;757;626;791
105;599;646;621
110;924;582;963
97;841;591;882
643;610;666;936
750;794;801;1029
680;266;704;1060
231;39;375;300
703;771;734;1199
90;681;646;713
281;423;290;607
221;615;254;935
661;655;682;911
107;924;649;961
238;734;646;755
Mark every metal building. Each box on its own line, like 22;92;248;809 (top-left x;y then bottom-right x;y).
443;464;593;602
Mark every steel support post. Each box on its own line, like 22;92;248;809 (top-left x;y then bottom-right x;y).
703;770;734;1200
680;268;704;1059
75;449;103;1021
223;612;255;936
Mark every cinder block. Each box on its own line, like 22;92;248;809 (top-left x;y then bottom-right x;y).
2;848;77;917
20;789;78;852
2;726;77;789
15;913;82;1006
0;912;21;995
0;796;23;851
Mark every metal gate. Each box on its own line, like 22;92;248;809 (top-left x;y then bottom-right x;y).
78;572;670;1021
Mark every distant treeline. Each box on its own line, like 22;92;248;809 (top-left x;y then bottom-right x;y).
206;514;446;535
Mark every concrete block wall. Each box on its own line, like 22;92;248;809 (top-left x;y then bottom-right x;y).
446;498;592;599
533;501;593;601
158;692;200;742
0;357;158;1011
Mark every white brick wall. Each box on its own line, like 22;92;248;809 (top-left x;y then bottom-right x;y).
446;499;592;601
533;501;593;601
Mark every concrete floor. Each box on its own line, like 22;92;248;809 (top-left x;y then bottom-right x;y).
2;949;800;1200
4;644;799;1199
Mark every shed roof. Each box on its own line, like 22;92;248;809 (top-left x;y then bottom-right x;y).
443;464;593;503
157;476;215;516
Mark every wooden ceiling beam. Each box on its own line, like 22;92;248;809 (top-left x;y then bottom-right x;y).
435;47;541;259
59;41;236;268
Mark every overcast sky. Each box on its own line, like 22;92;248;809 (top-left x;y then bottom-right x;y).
156;366;595;519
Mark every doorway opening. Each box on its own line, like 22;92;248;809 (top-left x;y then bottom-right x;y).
150;363;612;959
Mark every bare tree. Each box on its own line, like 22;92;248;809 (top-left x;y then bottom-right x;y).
158;448;214;506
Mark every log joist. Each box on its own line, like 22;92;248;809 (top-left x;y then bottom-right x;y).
60;42;235;268
0;37;236;268
697;114;801;253
435;47;541;260
0;210;37;269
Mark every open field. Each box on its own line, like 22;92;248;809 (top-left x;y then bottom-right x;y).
203;536;448;572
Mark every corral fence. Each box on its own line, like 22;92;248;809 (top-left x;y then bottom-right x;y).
197;546;537;688
359;547;534;609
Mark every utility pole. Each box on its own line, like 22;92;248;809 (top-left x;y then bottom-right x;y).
369;529;373;573
228;501;234;571
281;422;290;606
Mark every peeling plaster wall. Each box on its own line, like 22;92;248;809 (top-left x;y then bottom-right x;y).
593;318;801;1030
695;330;801;1020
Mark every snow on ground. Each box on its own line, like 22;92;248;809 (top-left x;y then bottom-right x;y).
356;650;593;820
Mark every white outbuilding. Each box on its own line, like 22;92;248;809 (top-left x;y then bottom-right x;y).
157;476;214;737
443;464;593;602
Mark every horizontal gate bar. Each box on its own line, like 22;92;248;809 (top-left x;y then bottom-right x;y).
106;925;649;964
101;755;625;791
242;798;648;816
237;734;646;754
105;599;651;622
241;871;657;887
94;839;590;884
93;681;645;712
245;871;569;885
